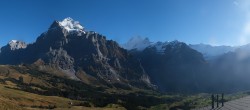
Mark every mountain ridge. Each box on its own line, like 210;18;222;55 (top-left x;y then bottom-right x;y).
0;18;154;90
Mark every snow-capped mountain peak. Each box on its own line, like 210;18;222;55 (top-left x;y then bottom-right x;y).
122;36;152;51
58;17;84;33
8;40;27;50
9;40;18;43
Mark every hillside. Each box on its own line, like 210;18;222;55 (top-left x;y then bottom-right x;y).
1;64;232;110
0;64;165;110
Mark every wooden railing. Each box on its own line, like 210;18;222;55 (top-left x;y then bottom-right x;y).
211;93;224;109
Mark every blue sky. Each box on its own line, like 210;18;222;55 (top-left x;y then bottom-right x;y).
0;0;249;47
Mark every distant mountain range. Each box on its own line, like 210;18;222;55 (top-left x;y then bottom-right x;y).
2;18;250;94
122;37;250;60
122;37;250;93
189;44;236;60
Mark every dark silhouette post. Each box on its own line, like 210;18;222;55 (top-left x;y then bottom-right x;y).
217;94;219;108
222;93;224;106
211;94;214;109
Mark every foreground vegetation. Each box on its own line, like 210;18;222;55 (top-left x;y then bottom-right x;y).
0;65;249;110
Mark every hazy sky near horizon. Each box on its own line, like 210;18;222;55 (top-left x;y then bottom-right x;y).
0;0;250;47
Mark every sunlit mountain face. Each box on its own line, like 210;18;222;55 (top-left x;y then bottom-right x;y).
2;0;250;109
0;18;153;89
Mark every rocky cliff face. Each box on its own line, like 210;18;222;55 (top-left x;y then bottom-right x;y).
0;18;153;89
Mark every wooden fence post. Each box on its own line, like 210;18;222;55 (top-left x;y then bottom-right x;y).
212;94;214;109
216;94;219;108
222;93;224;106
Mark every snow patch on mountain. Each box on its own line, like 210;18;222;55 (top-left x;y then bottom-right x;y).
122;36;186;53
148;40;184;54
150;42;168;53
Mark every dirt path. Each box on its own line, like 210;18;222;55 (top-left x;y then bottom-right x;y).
194;96;250;110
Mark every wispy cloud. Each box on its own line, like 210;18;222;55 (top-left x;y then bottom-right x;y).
235;0;250;45
208;36;219;46
233;1;239;6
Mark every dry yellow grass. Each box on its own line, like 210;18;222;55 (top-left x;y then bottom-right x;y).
0;65;52;88
54;105;126;110
0;83;127;110
0;83;75;109
0;65;128;110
